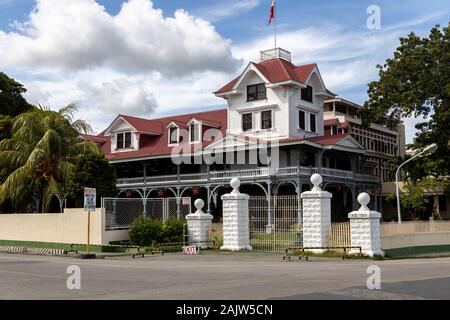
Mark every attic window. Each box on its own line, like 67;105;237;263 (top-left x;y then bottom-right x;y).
331;125;338;135
169;126;179;144
190;122;201;143
301;85;313;103
117;132;132;149
247;83;266;102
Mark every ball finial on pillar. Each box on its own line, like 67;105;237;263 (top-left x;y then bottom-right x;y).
194;198;205;214
357;192;371;211
310;174;323;191
230;177;241;194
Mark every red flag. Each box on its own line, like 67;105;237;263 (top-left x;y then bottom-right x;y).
268;0;275;25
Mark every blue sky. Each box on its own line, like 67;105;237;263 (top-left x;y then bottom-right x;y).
0;0;449;142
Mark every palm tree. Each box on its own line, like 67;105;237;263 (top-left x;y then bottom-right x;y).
0;104;99;212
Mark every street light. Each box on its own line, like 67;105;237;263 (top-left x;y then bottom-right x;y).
395;143;438;223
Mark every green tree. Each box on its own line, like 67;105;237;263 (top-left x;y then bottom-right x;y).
0;104;98;212
387;178;449;220
0;72;33;117
361;23;450;177
66;151;118;208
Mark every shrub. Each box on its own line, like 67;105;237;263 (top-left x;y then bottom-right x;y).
128;214;163;247
161;218;185;243
128;215;185;247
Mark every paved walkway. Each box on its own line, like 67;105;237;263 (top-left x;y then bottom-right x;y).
0;252;449;299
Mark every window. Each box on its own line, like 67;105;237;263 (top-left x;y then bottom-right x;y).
169;126;178;144
301;85;313;103
261;110;272;130
310;114;317;133
331;125;338;135
242;113;253;132
247;83;266;101
298;110;305;130
116;132;132;149
190;123;201;142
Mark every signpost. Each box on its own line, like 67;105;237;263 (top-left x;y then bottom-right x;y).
81;187;97;259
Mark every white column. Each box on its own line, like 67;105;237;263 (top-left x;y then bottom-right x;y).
186;199;213;249
301;174;332;253
221;178;252;251
348;193;384;257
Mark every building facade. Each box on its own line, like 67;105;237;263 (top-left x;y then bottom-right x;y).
85;48;406;222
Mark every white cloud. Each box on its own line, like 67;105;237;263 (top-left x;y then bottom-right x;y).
195;0;261;22
0;0;239;75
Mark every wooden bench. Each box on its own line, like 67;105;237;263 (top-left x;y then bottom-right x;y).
283;246;363;261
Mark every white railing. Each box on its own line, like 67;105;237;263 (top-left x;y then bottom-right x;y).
321;168;354;179
117;166;379;186
354;173;379;182
210;167;270;180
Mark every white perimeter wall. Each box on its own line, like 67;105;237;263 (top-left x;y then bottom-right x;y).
0;209;128;245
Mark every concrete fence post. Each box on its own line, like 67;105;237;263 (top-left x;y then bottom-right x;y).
186;199;213;249
220;178;252;251
301;174;332;253
348;193;384;257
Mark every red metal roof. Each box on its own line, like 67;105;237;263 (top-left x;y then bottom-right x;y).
215;59;317;94
120;115;163;135
85;109;228;161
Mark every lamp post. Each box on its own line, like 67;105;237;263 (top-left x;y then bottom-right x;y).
395;143;438;223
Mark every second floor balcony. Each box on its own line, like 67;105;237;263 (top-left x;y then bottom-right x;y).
116;166;379;188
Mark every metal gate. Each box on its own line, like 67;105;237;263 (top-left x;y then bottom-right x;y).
330;222;351;247
249;195;302;253
102;197;191;230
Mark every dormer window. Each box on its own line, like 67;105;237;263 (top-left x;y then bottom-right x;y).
169;126;179;144
301;85;313;103
247;83;266;102
189;121;201;143
331;125;338;135
117;132;132;149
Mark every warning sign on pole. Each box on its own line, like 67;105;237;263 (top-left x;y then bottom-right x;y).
84;187;96;212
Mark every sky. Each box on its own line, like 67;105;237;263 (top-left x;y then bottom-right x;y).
0;0;449;143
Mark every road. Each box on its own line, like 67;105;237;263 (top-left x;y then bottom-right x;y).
0;252;450;300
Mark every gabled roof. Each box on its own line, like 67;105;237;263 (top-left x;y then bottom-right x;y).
120;115;163;135
324;118;348;129
215;58;317;95
85;109;228;162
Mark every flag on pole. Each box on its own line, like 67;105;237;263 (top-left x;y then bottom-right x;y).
268;0;275;25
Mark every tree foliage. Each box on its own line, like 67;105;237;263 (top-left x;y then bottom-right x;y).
361;23;450;177
66;151;118;207
387;178;449;220
0;104;98;212
0;72;33;117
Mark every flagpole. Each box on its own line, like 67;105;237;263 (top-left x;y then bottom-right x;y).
274;1;277;49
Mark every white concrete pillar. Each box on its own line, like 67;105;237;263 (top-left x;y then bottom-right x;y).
220;178;252;251
348;193;384;257
186;199;213;249
301;174;332;253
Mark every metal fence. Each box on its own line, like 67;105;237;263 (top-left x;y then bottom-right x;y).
330;222;351;247
103;197;191;230
249;195;302;253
